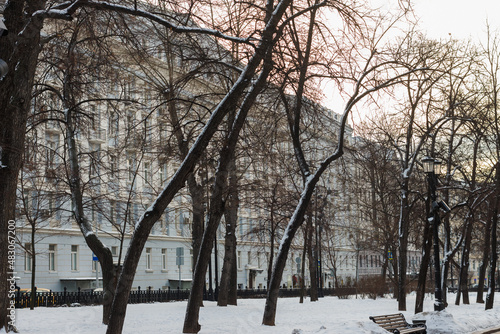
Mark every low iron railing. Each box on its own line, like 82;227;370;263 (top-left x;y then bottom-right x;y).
14;286;356;309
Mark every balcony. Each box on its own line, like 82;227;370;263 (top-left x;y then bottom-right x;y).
88;128;106;143
45;120;62;134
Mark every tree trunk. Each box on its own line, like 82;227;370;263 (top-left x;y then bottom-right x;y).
168;85;205;274
30;228;36;310
65;107;116;324
183;40;275;333
441;215;451;307
392;249;399;300
0;1;46;331
188;174;205;273
183;203;222;333
299;227;307;303
267;226;275;290
218;155;239;306
398;185;410;311
306;215;318;301
486;162;499;310
106;9;283;333
485;214;497;310
228;246;238;305
476;216;491;304
415;219;432;313
262;176;317;326
459;217;474;305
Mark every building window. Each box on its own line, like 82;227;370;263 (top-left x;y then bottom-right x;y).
145;117;152;146
190;249;194;270
127;157;135;183
71;245;79;271
110;156;117;178
143;161;151;184
89;143;100;177
159;163;167;185
248;251;252;265
24;243;32;272
111;246;118;257
48;244;57;271
109;201;115;223
237;251;242;269
46;134;59;168
146;248;152;270
161;249;167;270
109;112;119;136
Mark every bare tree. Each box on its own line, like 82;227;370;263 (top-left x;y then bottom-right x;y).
480;27;500;310
0;2;48;329
348;134;401;293
262;13;430;325
16;136;65;310
0;1;277;332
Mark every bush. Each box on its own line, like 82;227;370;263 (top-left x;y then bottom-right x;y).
357;276;388;300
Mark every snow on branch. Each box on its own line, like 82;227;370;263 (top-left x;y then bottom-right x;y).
33;1;256;46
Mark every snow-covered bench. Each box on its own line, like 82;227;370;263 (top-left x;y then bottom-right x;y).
369;313;427;334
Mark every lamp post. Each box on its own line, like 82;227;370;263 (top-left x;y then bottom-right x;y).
422;156;445;311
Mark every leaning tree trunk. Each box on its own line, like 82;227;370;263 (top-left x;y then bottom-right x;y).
183;121;242;332
168;86;205;274
183;41;275;333
106;35;277;334
0;1;46;331
183;191;225;333
262;175;318;326
65;108;116;324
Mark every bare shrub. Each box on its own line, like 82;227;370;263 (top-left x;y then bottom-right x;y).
357;276;388;300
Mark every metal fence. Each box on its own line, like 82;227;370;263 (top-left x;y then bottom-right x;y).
14;286;357;309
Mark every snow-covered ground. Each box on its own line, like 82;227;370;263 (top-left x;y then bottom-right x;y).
6;292;500;333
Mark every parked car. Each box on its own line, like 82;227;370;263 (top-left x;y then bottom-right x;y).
19;287;52;294
18;287;54;307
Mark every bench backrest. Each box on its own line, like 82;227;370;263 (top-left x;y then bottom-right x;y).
369;313;408;331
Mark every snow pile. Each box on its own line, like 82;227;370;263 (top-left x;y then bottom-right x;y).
4;292;499;333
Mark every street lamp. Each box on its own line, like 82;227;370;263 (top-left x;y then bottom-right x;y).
422;156;446;311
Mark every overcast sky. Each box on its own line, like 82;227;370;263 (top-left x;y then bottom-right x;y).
321;1;500;121
413;0;500;42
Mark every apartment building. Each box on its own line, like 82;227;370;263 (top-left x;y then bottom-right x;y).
13;7;375;294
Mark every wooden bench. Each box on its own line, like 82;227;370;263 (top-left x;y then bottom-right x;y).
369;313;427;334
